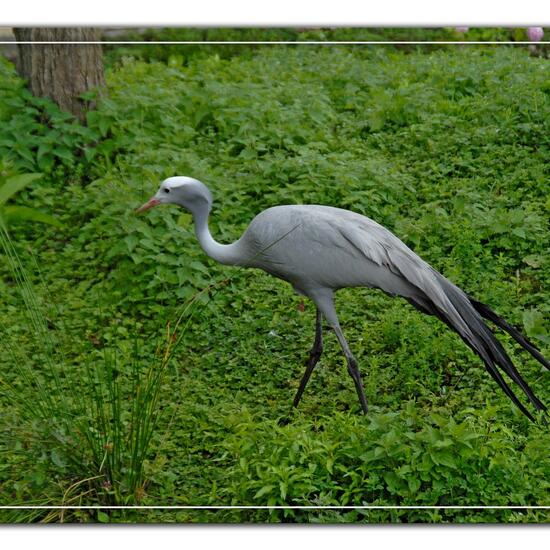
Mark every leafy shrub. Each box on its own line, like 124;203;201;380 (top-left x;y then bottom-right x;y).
215;403;549;521
0;58;102;181
0;159;62;228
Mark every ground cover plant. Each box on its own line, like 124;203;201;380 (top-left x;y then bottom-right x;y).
0;32;549;523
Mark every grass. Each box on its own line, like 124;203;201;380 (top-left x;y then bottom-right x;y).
0;223;193;520
0;35;549;523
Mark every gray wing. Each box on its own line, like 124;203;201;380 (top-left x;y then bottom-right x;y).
320;212;471;325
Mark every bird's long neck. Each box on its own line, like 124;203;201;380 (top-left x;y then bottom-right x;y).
192;205;242;266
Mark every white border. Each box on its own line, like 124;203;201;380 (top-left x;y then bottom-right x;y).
1;0;550;26
1;30;549;517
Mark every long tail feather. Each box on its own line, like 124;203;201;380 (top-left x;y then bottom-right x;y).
412;273;547;420
483;359;536;421
469;297;550;371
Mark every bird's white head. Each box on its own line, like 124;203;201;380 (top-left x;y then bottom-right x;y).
136;176;213;215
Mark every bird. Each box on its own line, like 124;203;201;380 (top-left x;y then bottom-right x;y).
137;176;549;421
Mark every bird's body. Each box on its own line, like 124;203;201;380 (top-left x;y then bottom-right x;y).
233;205;420;294
239;205;494;348
138;177;549;420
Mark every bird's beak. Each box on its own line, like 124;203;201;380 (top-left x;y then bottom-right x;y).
135;197;161;213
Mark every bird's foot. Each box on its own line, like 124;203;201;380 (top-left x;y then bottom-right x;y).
346;357;369;415
277;415;293;427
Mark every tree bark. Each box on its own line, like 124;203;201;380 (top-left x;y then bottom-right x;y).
13;27;105;122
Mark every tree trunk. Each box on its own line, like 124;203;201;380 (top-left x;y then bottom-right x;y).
13;27;105;122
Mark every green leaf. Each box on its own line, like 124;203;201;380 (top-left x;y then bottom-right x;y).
253;485;274;499
14;144;35;163
37;142;53;160
383;472;404;494
2;205;64;228
408;478;421;493
433;438;454;449
98;117;111;137
53;147;74;162
512;227;526;239
396;464;412;477
97;510;110;523
523;309;549;345
84;147;97;162
37;155;55;173
433;451;458;469
0;173;42;205
177;213;193;227
124;234;139;253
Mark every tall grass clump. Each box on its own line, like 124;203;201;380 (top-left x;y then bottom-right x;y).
0;225;201;521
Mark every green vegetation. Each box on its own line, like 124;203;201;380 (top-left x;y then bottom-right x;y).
0;162;62;229
0;33;549;523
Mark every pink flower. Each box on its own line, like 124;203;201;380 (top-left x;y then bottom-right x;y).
526;27;544;42
455;27;469;33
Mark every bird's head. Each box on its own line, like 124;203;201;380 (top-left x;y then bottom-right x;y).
136;176;213;215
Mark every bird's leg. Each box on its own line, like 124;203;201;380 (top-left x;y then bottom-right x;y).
293;309;323;408
309;289;369;415
331;322;369;415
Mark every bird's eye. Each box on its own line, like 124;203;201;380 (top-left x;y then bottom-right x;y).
164;188;170;194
